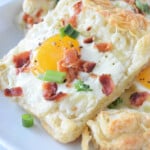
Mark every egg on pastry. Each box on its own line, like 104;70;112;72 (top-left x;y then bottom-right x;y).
82;1;150;149
1;0;150;144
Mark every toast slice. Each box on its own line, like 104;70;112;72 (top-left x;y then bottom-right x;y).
1;0;150;143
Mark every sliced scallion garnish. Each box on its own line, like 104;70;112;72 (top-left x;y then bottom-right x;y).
39;70;66;83
107;97;123;109
60;24;79;39
74;80;92;91
22;114;34;128
135;0;150;14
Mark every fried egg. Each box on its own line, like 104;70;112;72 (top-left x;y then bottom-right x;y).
1;0;150;144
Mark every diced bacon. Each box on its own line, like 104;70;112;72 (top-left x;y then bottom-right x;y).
23;13;34;25
23;13;29;23
86;26;92;31
99;74;115;96
60;48;80;68
35;9;43;18
22;9;43;27
16;62;31;74
58;49;80;83
57;60;68;72
42;82;67;101
67;67;79;83
61;19;66;26
13;51;30;68
73;1;82;15
67;1;82;28
58;48;96;83
68;15;77;28
42;82;57;100
130;92;149;107
79;60;96;73
4;87;23;97
83;37;94;44
48;92;67;101
95;43;112;52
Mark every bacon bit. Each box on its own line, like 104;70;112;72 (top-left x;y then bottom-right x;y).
58;48;96;83
42;82;67;101
79;60;96;73
67;67;79;83
49;92;67;101
130;92;149;107
4;87;23;97
23;13;29;23
73;1;82;15
13;51;30;68
61;19;66;26
99;74;115;96
36;9;43;18
95;43;113;52
22;9;43;27
59;48;80;68
27;17;34;25
58;48;80;83
42;82;57;100
83;37;94;44
68;15;77;28
86;26;92;31
23;13;34;25
57;60;68;72
67;1;82;28
16;62;30;74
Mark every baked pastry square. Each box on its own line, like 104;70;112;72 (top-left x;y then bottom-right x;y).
1;0;150;143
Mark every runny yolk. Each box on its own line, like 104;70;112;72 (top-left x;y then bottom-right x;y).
137;66;150;89
33;34;80;73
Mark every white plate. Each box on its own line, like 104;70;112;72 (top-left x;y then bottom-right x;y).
0;1;81;150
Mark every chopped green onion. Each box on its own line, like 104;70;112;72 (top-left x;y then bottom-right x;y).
39;70;66;83
135;0;150;14
22;114;34;128
74;80;92;91
107;97;123;109
60;24;79;39
59;27;66;37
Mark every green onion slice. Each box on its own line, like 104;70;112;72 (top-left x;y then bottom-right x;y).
74;80;92;91
107;97;123;109
60;24;79;39
135;0;150;14
39;70;66;83
22;114;34;128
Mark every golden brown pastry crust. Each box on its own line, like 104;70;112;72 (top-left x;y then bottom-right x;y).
85;109;150;150
83;0;149;36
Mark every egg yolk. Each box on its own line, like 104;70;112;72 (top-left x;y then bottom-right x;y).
137;66;150;89
33;34;80;73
